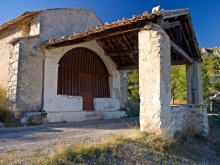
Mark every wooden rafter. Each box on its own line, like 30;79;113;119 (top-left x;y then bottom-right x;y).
117;65;138;70
175;25;182;47
185;15;201;60
46;23;148;48
162;11;189;19
170;40;193;64
105;49;138;56
179;22;193;57
161;21;180;29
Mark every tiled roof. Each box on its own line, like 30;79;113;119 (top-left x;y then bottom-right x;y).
0;11;39;33
44;8;189;47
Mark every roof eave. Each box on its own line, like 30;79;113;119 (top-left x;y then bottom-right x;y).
0;11;40;33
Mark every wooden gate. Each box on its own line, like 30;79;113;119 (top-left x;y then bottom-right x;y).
57;47;110;110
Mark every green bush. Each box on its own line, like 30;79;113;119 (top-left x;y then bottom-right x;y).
0;87;9;122
212;82;220;91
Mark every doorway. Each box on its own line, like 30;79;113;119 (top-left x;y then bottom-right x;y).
78;72;93;110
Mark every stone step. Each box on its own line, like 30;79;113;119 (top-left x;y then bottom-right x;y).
86;111;102;116
86;115;103;121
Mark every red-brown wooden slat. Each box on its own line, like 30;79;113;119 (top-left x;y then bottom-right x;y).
58;47;110;97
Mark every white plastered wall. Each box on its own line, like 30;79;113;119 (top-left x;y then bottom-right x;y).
44;40;124;122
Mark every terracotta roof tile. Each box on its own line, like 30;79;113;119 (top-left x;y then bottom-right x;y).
0;11;39;33
44;8;189;47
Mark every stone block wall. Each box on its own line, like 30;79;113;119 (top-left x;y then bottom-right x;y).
170;104;209;136
0;16;39;90
0;24;23;90
7;43;20;118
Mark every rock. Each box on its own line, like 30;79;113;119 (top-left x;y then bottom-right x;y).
201;48;212;55
125;108;132;117
20;118;27;124
214;49;220;57
28;115;42;124
0;122;3;127
121;108;133;118
20;112;43;125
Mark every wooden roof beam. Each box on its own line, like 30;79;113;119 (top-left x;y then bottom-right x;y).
160;21;180;29
117;65;138;70
45;23;148;48
170;40;193;64
179;23;193;58
162;11;189;19
105;49;138;56
171;60;189;65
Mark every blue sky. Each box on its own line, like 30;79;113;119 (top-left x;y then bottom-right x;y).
0;0;219;48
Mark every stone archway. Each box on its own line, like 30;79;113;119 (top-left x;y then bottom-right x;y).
57;47;110;110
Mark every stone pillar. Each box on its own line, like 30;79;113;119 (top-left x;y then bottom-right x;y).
186;62;203;104
119;70;128;109
139;23;171;133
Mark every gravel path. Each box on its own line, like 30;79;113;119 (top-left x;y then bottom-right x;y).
0;117;139;164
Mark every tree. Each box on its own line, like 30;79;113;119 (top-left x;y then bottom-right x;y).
127;70;139;99
170;65;186;104
127;70;139;84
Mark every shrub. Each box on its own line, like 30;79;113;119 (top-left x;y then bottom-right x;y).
212;82;220;91
0;87;9;122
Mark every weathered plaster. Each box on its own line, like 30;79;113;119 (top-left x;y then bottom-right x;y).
47;111;87;123
94;98;120;112
16;37;43;114
0;15;40;118
0;17;32;89
39;9;102;43
0;9;107;121
139;23;171;133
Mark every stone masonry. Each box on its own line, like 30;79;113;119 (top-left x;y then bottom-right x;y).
138;23;208;136
170;104;209;136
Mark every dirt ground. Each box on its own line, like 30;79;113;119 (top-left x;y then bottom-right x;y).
0;116;220;165
0;118;138;164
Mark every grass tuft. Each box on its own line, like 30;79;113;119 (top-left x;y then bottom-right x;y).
1;115;220;164
0;86;22;127
34;116;220;165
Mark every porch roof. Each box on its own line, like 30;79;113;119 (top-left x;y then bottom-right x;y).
43;8;201;70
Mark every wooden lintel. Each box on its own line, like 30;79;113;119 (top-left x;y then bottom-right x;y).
117;65;138;70
170;40;193;64
171;60;189;65
105;49;138;56
161;21;180;29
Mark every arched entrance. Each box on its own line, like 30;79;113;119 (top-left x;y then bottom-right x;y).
57;47;110;110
